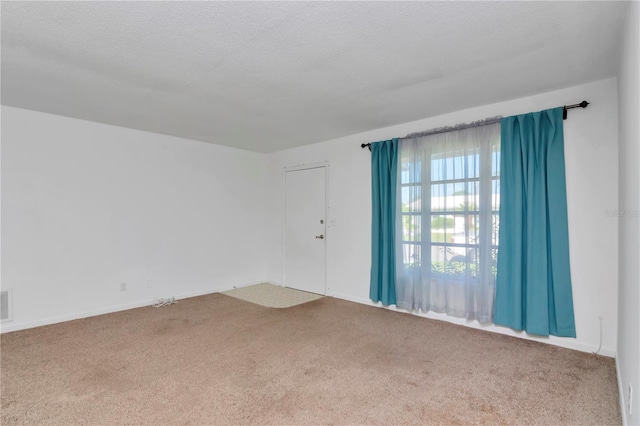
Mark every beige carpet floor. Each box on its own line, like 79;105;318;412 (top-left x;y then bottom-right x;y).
222;283;323;308
1;294;621;425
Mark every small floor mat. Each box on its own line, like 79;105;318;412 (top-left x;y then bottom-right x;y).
221;283;324;308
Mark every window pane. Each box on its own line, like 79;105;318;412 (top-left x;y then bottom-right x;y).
467;181;479;210
431;159;443;182
453;182;466;196
431;184;446;211
403;243;421;268
453;191;479;213
452;155;464;180
491;214;500;246
402;185;421;211
492;150;500;177
430;244;450;265
448;214;477;245
470;214;480;243
492;178;500;210
403;214;421;242
431;214;452;243
401;160;421;184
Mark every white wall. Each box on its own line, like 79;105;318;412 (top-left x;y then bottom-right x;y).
1;106;269;332
1;78;624;361
617;1;640;424
265;78;620;356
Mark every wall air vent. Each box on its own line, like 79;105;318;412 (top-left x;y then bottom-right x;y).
1;289;13;322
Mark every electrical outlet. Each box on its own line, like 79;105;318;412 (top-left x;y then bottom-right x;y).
120;282;127;292
630;384;633;415
146;279;152;289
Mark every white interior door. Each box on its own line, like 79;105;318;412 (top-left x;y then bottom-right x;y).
284;166;326;295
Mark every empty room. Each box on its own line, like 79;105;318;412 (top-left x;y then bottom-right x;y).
1;1;639;425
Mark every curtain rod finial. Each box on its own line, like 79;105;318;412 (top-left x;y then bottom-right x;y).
579;100;589;108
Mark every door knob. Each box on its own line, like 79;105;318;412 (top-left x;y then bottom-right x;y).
315;234;324;239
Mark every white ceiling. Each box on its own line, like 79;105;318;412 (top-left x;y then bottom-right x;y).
1;1;628;153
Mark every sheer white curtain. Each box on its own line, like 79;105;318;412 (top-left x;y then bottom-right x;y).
395;123;500;323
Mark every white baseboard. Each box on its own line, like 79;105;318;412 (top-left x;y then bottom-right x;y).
0;298;157;334
327;291;372;305
327;291;616;357
0;281;273;334
0;281;280;334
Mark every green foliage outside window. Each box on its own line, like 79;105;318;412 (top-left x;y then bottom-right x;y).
405;260;497;279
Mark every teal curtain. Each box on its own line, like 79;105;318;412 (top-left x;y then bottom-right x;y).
494;107;576;337
370;139;399;306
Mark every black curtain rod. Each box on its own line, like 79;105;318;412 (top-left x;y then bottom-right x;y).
361;100;590;150
562;100;590;120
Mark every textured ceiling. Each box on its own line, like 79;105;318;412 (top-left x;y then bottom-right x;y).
1;1;628;152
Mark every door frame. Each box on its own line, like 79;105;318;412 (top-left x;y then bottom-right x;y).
282;161;330;295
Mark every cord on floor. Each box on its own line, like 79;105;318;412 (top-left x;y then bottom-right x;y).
592;315;603;355
152;297;177;308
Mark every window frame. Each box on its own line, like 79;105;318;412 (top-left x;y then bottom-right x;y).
399;137;500;282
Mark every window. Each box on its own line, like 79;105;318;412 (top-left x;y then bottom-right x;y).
401;145;500;277
395;123;500;321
